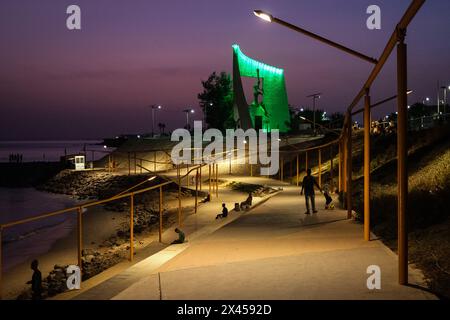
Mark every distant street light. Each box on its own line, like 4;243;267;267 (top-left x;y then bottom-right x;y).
149;105;162;137
183;108;195;130
441;86;449;114
306;93;321;136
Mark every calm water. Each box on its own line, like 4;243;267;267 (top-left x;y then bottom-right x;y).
0;140;108;162
0;188;78;271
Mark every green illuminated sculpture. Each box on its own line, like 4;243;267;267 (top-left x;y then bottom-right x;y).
232;44;290;132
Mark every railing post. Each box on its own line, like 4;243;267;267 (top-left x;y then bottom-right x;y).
318;148;322;188
364;89;371;241
208;164;211;196
343;136;348;194
329;146;333;191
134;152;137;174
338;142;342;192
296;154;299;186
129;194;134;261
186;164;190;187
199;165;202;191
0;225;3;300
346;117;353;219
250;163;253;177
159;186;163;243
77;207;83;274
195;169;199;213
397;27;408;285
212;163;214;194
290;158;293;179
280;157;284;181
215;163;219;198
178;169;182;227
154;152;156;172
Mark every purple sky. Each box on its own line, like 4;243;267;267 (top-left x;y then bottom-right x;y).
0;0;449;140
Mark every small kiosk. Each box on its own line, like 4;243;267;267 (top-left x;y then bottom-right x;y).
74;155;86;170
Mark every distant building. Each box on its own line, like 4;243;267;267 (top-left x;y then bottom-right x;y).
61;154;85;170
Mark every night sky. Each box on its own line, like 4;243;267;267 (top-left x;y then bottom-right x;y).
1;0;449;140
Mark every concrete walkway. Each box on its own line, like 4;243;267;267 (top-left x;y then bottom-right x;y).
70;176;436;300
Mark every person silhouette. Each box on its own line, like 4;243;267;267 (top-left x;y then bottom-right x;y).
27;259;42;300
215;203;228;219
300;168;322;215
171;228;185;244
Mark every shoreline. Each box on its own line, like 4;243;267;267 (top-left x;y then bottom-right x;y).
2;180;200;299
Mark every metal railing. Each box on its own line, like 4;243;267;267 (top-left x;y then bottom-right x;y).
0;159;218;299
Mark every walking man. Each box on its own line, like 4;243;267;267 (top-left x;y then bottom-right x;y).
300;169;322;215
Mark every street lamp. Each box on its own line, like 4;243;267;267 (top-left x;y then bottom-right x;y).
441;86;449;114
253;10;273;22
253;10;378;64
351;90;413;116
183;108;195;130
306;93;321;136
149;105;162;137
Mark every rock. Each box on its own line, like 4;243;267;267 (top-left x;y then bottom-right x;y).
82;248;95;256
84;255;95;263
103;240;113;247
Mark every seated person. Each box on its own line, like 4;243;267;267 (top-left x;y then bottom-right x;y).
215;203;228;219
201;193;211;203
171;228;185;244
240;193;253;210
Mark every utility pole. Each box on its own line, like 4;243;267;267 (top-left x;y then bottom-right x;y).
306;93;321;136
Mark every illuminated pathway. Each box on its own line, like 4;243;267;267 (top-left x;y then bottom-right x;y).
67;177;436;300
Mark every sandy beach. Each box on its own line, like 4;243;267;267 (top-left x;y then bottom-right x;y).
2;189;198;299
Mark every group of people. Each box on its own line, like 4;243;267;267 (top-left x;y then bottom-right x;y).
9;153;23;163
371;120;396;135
26;171;333;299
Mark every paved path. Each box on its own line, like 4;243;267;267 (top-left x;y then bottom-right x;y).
69;176;436;300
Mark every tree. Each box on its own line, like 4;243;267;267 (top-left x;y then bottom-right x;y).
329;112;345;129
198;71;234;132
288;105;300;133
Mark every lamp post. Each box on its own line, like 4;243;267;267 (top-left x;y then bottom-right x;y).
253;10;378;64
306;93;321;136
253;8;377;245
149;105;162;137
183;108;195;130
441;86;449;114
351;90;413;116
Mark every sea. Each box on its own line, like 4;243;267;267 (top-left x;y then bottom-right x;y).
0;140;108;162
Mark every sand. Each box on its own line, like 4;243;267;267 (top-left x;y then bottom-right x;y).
2;194;196;299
